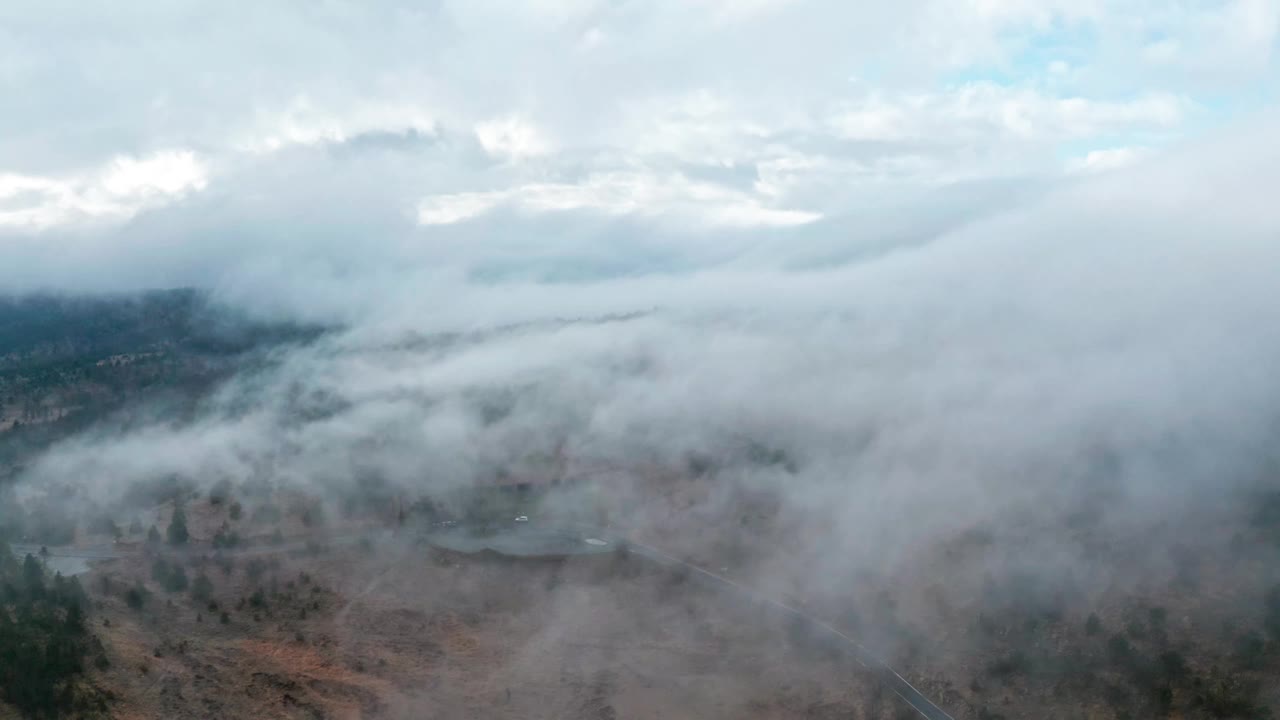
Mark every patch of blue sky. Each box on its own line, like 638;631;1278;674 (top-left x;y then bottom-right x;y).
941;22;1099;89
851;58;888;85
1194;84;1278;120
943;65;1019;87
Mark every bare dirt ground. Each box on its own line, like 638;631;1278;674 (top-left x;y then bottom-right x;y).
77;538;906;720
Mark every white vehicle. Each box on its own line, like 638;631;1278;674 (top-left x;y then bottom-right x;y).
514;515;529;523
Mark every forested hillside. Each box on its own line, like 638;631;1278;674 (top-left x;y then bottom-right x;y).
0;290;326;472
0;540;107;718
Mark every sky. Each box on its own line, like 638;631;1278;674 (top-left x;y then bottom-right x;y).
5;1;1280;620
1;1;1277;303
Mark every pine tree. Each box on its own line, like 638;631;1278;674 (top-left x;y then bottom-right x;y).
167;502;189;546
1085;613;1102;636
191;573;215;604
22;553;43;593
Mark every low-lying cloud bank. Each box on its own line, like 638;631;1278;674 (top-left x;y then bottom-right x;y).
8;114;1280;616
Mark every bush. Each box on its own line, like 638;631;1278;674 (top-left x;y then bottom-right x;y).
150;558;188;593
191;573;215;604
986;651;1030;680
166;565;189;593
1192;670;1269;719
1148;606;1167;629
1233;631;1267;671
1159;650;1188;682
151;558;169;583
212;523;240;549
1085;613;1102;636
1107;634;1134;667
125;582;150;610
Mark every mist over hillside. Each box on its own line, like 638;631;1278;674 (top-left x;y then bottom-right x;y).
4;129;1280;714
4;2;1280;718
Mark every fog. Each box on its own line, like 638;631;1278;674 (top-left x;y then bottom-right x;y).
4;3;1280;705
13;113;1280;605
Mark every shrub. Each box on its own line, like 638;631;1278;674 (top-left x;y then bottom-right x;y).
151;558;189;592
166;503;188;546
190;573;215;604
1192;670;1268;719
125;582;150;610
1107;634;1133;666
986;651;1030;679
1233;631;1267;671
1159;650;1188;681
1085;613;1102;636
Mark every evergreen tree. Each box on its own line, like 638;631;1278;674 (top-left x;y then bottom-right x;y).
0;541;99;716
22;553;43;593
191;573;215;604
167;502;189;546
165;564;189;593
1085;613;1102;636
125;582;149;610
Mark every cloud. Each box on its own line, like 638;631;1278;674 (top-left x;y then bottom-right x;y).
16;111;1280;525
0;150;207;229
417;171;821;228
4;2;1280;657
834;86;1187;143
1065;146;1149;173
474;115;554;162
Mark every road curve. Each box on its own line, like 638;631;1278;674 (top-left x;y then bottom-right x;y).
623;540;955;720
